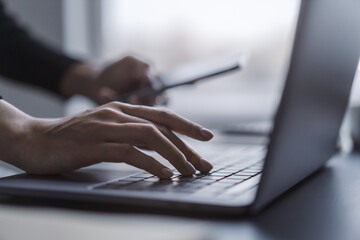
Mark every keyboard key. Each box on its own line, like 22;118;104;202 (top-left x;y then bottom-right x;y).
209;182;236;188
195;172;209;177
227;176;249;181
132;173;154;178
173;176;198;182
146;181;177;192
122;177;144;182
241;169;260;174
214;171;235;175
201;176;224;181
234;173;254;177
216;179;243;184
194;178;217;184
209;174;230;177
142;177;160;182
94;145;265;195
224;174;261;195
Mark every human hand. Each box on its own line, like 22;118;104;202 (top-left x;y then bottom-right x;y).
60;56;160;106
0;101;213;178
95;56;158;105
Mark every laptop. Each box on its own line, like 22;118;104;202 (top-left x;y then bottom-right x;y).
0;0;359;215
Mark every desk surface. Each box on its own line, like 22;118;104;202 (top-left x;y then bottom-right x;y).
0;153;359;240
212;153;360;240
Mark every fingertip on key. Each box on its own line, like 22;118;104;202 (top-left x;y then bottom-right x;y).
161;168;174;178
185;161;196;175
200;159;213;172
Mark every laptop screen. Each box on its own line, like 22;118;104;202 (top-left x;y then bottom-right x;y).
252;0;360;212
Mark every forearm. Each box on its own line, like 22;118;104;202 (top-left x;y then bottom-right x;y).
0;100;34;169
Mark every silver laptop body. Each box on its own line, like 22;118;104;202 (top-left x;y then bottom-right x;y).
0;0;359;215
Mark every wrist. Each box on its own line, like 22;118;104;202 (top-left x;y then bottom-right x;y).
59;63;99;101
0;101;35;168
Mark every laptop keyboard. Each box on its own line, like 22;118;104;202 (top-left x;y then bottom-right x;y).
94;145;265;197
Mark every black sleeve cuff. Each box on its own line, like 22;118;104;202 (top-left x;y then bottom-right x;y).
0;2;81;95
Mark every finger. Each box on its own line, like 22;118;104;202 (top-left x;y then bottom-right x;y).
90;105;147;123
131;62;152;89
136;145;152;151
113;103;214;141
100;123;196;175
155;125;213;173
97;109;212;173
100;143;173;179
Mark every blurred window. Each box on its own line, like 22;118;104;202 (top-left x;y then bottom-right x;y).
101;0;299;87
64;0;300;124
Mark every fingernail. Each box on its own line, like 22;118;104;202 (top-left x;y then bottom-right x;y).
200;128;213;139
161;168;173;178
200;159;213;172
185;162;196;174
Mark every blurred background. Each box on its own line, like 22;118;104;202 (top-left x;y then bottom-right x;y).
2;0;358;131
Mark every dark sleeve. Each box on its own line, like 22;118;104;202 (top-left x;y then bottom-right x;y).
0;1;80;94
